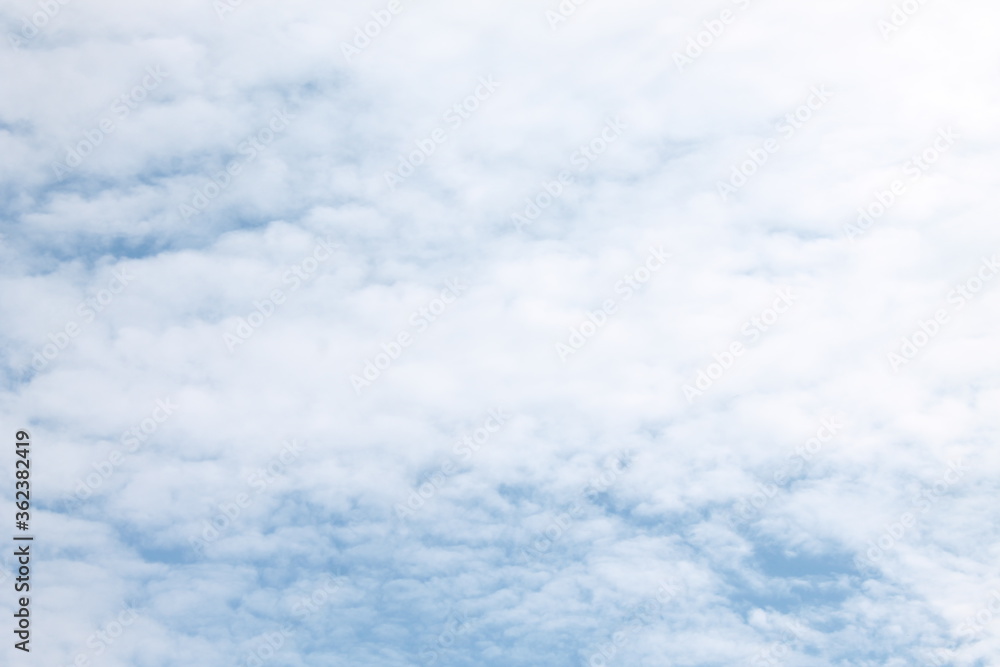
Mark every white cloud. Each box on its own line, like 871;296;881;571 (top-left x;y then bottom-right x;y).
3;0;1000;664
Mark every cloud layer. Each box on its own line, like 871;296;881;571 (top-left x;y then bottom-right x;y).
2;0;1000;664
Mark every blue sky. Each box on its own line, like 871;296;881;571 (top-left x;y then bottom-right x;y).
2;0;1000;665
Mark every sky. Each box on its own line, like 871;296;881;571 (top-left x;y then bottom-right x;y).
1;0;1000;665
